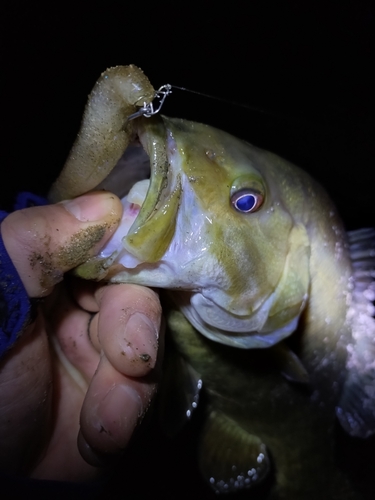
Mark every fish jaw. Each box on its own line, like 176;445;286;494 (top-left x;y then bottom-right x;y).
107;160;222;290
175;291;302;349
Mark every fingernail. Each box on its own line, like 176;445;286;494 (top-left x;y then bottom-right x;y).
62;192;118;222
123;313;159;370
97;385;143;448
77;430;110;467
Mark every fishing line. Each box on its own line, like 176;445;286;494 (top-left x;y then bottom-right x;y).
129;82;337;132
128;83;288;122
170;85;272;117
169;85;329;129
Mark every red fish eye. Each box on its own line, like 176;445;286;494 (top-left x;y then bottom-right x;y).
231;189;264;213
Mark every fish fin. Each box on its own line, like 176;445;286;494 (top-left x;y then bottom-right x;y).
270;341;310;384
198;410;270;494
158;341;202;437
337;228;375;438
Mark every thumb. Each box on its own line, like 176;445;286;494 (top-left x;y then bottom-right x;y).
0;191;122;297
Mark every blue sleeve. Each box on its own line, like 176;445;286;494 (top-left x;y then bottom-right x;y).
0;193;47;357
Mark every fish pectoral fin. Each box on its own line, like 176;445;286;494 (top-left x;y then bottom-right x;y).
198;410;270;494
270;341;310;385
158;346;202;438
337;367;375;439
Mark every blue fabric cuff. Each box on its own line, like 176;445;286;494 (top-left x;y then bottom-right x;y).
0;193;48;357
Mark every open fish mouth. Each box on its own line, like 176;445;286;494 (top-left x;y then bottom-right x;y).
73;115;182;279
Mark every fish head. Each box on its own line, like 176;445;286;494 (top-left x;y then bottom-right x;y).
73;114;311;349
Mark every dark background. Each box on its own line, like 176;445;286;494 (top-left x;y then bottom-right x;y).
1;1;374;498
2;1;374;229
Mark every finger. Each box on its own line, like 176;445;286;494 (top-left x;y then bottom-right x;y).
46;281;163;385
93;284;162;378
78;352;157;461
0;191;122;298
70;277;100;313
65;281;162;378
45;286;100;383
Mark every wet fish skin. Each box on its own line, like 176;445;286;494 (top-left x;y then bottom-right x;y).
166;309;361;499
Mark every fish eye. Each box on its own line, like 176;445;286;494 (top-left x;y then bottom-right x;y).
231;189;264;213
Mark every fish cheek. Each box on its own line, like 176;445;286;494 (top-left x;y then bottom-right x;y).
266;224;311;330
212;204;294;314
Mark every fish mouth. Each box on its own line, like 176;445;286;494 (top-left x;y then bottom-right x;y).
75;115;182;279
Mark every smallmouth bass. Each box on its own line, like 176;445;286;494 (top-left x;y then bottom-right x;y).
50;65;375;499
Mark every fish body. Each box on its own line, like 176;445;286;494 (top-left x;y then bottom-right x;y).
50;66;375;499
165;309;350;498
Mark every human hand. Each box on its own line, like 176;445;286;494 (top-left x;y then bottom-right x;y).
0;191;163;482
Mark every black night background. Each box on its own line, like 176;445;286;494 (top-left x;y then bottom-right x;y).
1;1;374;498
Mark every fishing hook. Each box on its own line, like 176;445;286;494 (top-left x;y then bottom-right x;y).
127;84;172;121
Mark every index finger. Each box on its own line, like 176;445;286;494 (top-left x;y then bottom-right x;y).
92;284;163;378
